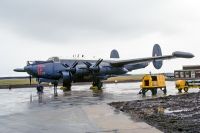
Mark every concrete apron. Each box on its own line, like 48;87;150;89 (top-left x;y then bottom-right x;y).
0;104;161;133
82;104;162;133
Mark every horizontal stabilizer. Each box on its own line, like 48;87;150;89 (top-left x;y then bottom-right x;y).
110;51;194;67
172;51;194;58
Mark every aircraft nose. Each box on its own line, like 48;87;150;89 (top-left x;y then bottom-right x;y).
24;65;32;72
13;68;26;72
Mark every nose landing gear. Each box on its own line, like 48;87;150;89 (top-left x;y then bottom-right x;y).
37;84;44;93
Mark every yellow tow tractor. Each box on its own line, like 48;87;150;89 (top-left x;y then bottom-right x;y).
175;80;200;93
140;74;167;96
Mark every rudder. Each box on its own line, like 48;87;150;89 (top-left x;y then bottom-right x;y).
110;49;120;58
152;44;163;69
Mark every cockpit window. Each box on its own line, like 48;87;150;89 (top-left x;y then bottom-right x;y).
27;61;34;65
48;57;60;62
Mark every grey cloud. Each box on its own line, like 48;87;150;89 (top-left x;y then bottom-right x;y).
0;0;187;43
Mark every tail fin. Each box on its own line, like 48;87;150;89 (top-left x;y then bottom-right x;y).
152;44;163;69
110;49;120;58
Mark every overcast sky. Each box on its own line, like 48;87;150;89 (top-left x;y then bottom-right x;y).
0;0;199;76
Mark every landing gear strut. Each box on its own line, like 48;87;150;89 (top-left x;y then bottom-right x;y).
90;79;103;91
62;81;72;92
53;82;58;96
37;84;44;93
36;83;44;103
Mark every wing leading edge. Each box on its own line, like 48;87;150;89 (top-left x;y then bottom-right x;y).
109;51;194;67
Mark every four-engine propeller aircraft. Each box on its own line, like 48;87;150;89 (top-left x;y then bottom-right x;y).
14;44;194;94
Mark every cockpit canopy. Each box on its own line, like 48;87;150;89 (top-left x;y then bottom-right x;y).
26;57;60;66
47;57;60;62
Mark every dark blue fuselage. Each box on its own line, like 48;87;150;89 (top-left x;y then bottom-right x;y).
24;59;147;83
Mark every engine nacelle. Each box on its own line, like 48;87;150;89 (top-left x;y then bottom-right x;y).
96;75;109;80
99;66;112;74
62;71;72;83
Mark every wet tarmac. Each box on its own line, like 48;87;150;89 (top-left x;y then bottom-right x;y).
0;82;199;133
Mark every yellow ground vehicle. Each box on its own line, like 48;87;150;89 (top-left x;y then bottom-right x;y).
175;80;200;93
140;74;167;96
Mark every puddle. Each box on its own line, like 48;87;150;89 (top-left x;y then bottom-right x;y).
164;108;188;114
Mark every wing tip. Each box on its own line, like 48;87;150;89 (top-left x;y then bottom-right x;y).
172;51;194;58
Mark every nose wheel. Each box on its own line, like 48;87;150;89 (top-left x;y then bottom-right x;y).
37;84;44;93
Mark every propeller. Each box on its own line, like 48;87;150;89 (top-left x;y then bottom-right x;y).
94;59;103;68
83;58;103;73
62;61;79;74
61;61;79;83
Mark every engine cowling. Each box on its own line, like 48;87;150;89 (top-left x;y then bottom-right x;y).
62;71;72;83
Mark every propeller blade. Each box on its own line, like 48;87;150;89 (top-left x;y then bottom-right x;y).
62;63;69;68
61;61;79;75
83;62;92;68
71;61;78;68
62;61;78;69
94;58;103;67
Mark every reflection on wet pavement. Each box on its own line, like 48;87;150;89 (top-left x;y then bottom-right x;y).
0;82;199;133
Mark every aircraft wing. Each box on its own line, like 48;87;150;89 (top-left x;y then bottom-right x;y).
109;51;194;67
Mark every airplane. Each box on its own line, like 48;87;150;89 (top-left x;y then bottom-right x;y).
14;44;194;94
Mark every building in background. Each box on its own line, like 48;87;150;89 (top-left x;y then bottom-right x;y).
174;65;200;79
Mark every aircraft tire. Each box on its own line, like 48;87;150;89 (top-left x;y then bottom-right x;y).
37;85;44;93
142;89;146;96
151;88;157;95
92;80;103;90
163;87;167;94
97;82;103;89
63;82;72;92
63;86;71;92
184;87;188;93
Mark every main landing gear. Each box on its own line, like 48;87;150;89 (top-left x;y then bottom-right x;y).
36;83;59;96
90;79;103;92
53;82;58;96
61;81;72;92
